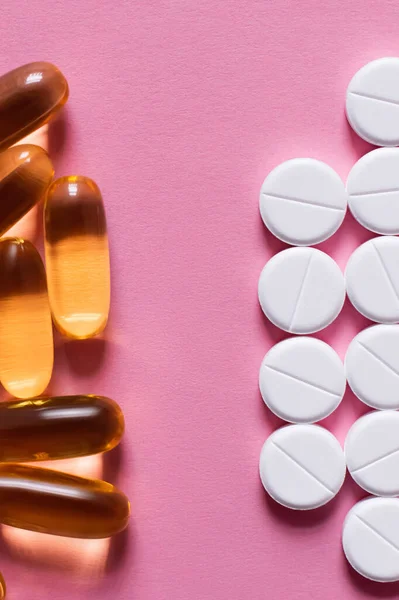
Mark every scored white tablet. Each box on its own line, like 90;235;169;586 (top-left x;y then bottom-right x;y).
260;158;347;246
345;236;399;323
347;148;399;235
260;337;346;423
345;410;399;496
345;324;399;410
259;424;346;510
258;247;345;334
346;57;399;146
343;497;399;582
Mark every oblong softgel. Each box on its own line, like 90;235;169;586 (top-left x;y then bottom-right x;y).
0;463;129;538
260;158;347;246
0;395;124;462
0;238;53;398
0;61;68;151
44;176;110;339
343;497;399;582
0;144;54;236
345;324;399;410
260;337;345;423
345;411;399;496
259;424;346;510
345;236;399;323
347;148;399;235
346;57;399;146
258;247;345;334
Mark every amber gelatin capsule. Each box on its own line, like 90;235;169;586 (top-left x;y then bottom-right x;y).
0;61;68;151
0;144;54;236
0;464;129;538
0;395;124;462
45;176;110;338
0;239;53;398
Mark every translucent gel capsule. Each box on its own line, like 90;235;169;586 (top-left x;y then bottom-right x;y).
0;573;5;599
0;145;54;236
45;176;110;339
0;239;53;398
0;395;124;462
0;464;129;538
0;61;68;151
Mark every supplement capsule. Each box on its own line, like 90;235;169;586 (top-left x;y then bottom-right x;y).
0;145;54;236
0;61;68;151
44;176;110;338
0;573;5;599
0;239;53;398
0;395;124;462
0;464;129;538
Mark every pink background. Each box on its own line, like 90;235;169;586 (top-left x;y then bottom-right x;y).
0;0;399;598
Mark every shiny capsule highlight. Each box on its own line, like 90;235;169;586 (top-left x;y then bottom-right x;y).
0;395;124;462
45;176;110;338
0;464;129;538
0;239;53;398
0;61;68;151
0;144;53;236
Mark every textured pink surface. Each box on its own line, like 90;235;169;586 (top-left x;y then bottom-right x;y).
1;1;399;598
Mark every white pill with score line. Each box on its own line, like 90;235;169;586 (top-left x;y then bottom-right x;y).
260;158;347;246
259;424;346;510
346;57;399;146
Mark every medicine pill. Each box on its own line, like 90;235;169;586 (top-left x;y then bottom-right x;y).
0;395;123;462
345;410;399;496
347;148;399;234
0;463;129;538
346;57;399;146
0;61;68;151
44;176;110;339
259;337;345;423
0;144;53;236
345;236;399;323
258;247;345;334
0;238;53;398
259;424;345;510
343;497;399;582
345;324;399;410
260;158;347;246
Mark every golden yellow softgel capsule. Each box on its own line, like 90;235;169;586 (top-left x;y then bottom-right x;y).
0;395;124;462
0;238;53;398
0;572;5;599
0;61;68;151
44;176;110;339
0;144;54;236
0;464;129;538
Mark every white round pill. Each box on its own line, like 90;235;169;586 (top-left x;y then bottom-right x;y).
343;497;399;582
347;148;399;234
260;158;347;246
258;247;345;334
259;424;346;510
345;236;399;323
346;57;399;146
345;325;399;410
345;411;399;496
260;337;346;423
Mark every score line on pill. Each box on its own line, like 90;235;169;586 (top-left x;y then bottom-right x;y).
343;497;399;582
258;247;345;334
260;158;347;246
346;57;399;146
259;424;346;510
260;337;345;423
345;410;399;497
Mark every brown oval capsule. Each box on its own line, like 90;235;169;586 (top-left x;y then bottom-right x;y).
0;144;54;236
0;238;53;398
45;176;110;339
0;61;68;151
0;395;124;462
0;464;129;538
